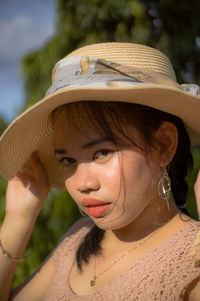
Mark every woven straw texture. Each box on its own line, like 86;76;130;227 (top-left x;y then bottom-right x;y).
67;43;176;80
0;42;200;188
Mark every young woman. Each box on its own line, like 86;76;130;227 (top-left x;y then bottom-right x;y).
0;42;200;300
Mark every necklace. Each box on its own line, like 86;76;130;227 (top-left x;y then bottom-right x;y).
90;226;164;287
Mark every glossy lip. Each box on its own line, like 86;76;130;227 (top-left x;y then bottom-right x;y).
81;198;112;218
81;197;111;207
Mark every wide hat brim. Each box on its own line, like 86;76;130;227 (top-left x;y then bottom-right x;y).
0;48;200;190
0;82;200;190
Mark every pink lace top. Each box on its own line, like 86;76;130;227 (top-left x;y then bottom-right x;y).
44;218;200;300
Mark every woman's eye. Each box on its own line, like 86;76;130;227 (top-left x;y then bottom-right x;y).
59;157;75;167
93;149;113;160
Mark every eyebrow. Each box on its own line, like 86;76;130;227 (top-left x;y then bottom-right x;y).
82;137;112;149
54;148;67;155
54;138;112;155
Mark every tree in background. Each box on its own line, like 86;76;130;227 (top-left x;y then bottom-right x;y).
21;0;200;109
0;0;200;286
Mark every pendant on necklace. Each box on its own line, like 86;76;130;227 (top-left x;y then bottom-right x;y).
90;276;96;287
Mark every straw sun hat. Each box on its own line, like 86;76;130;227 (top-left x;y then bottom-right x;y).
0;42;200;189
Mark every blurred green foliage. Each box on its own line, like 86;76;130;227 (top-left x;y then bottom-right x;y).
0;116;7;135
186;146;200;220
21;0;200;110
0;0;200;287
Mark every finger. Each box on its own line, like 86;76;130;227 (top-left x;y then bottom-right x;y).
31;152;45;176
31;152;49;187
14;170;32;187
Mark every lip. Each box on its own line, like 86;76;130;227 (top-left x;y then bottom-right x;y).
81;198;110;207
81;198;111;217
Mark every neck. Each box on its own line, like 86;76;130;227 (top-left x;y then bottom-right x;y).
104;197;179;245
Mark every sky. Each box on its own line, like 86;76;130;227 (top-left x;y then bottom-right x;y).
0;0;56;122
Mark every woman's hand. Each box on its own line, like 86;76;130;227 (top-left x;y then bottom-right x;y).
0;153;50;301
5;152;50;223
194;170;200;219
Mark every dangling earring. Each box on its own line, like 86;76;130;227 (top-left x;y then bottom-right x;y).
158;167;171;208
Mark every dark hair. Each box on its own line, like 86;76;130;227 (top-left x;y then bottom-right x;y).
52;101;193;270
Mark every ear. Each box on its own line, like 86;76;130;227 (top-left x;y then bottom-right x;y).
154;121;178;167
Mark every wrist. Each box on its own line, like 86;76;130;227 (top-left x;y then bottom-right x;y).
0;214;34;263
0;239;26;263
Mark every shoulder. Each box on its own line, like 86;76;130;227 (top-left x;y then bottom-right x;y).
183;218;200;247
169;218;200;260
172;216;200;243
179;219;200;300
10;218;94;301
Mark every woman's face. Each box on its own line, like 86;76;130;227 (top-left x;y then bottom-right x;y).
53;109;162;230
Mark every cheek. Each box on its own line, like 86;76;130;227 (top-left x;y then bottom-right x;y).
100;157;122;186
122;152;147;182
122;154;157;200
64;176;84;209
64;176;76;196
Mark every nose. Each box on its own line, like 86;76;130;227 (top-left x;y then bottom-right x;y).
75;162;100;193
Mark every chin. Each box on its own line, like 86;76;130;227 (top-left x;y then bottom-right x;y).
92;216;134;231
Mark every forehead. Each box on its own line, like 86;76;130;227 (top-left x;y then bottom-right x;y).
53;108;108;148
54;107;104;136
52;101;133;136
53;106;144;150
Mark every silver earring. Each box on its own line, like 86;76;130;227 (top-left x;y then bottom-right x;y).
158;167;171;205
